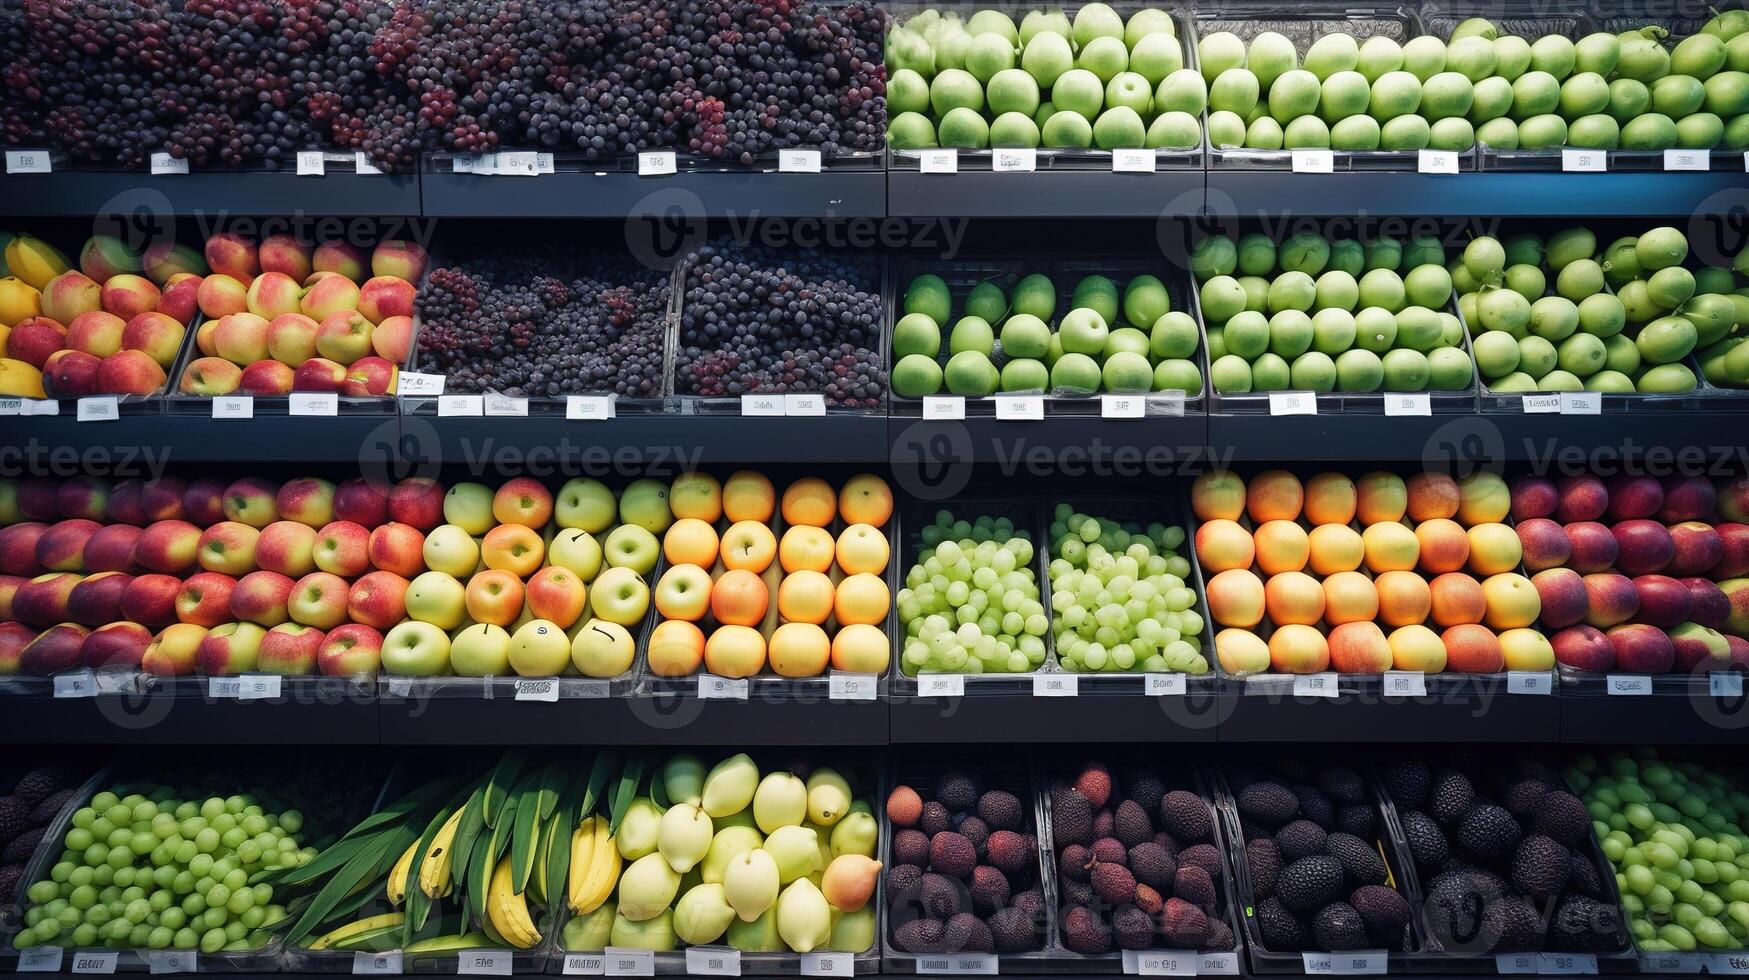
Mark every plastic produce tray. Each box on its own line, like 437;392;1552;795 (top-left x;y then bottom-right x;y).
160;314;410;417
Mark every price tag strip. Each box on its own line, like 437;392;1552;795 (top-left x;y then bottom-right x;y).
18;947;64;972
1268;391;1317;416
684;946;741;976
779;149;822;173
1382;670;1427;697
352;951;402;974
1536;952;1597;974
1294;672;1340;698
567;395;617;420
917;149;959;173
77;396;120;422
914;954;999;974
457;948;512;976
71;951;119;974
1417;149;1459;174
637;151;677;176
994;394;1043;421
514;677;561;702
698;674;750;700
917;674;965;698
1145;673;1187;696
145;951;198;974
1301;950;1388;975
1292;149;1335;173
801;951;855;977
1120;949;1239;976
1112;148;1156;172
208;674;283;700
211;395;254;419
741;394;784;417
563;954;606;976
829;671;878;701
1664;148;1709;171
1507;671;1553;695
290;392;338;416
923;396;966;420
1384;392;1430;416
6;149;52;174
1607;674;1652;695
1033;673;1078;697
1712;672;1745;697
603;947;655;976
1561;149;1607;172
397;371;445;396
993;147;1037;172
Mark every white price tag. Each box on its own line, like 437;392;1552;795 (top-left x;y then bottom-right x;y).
1101;394;1146;418
494;151;541;176
1294;672;1340;698
1560;391;1601;415
1301;951;1387;974
779;149;822;173
297;151;326;176
1291;149;1334;173
563;955;606;976
25;397;60;415
924;395;965;420
354;152;384;175
1707;952;1749;974
567;395;617;419
568;679;611;699
1561;149;1606;172
0;397;20;415
1112;148;1157;173
1417;149;1459;174
1383;670;1426;697
438;394;483;417
397;372;444;395
212;674;282;700
6;149;51;174
801;952;854;977
698;674;749;700
54;669;96;698
1033;673;1078;697
484;394;528;416
1536;953;1596;975
684;947;741;976
1384;392;1430;416
289;392;338;416
458;949;512;976
1664;148;1708;171
829;671;878;701
741;393;784;416
1268;391;1316;415
18;948;64;972
77;396;119;422
1744;151;1749;172
451;154;479;174
917;149;959;173
994;394;1043;420
1148;394;1187;417
146;951;198;974
386;676;414;697
537;153;555;174
95;671;134;694
603;948;655;976
1521;393;1562;414
637;151;676;176
914;954;998;974
1198;953;1239;976
1711;672;1744;697
1507;671;1553;695
785;393;826;416
71;952;118;974
1145;673;1186;696
917;674;965;697
1641;952;1703;973
208;677;242;698
1607;674;1652;695
1123;949;1195;975
212;396;253;419
515;678;560;702
1496;954;1539;974
352;951;402;975
150;152;189;175
993;147;1037;172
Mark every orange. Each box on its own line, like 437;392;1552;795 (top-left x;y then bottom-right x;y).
831;623;890;674
663;518;720;567
646;619;706;676
781;476;836;527
722;470;775;523
710;568;768;626
703;624;765;678
837;473;893;527
834;572;889;626
768;622;831;677
779;525;836;573
777;570;834;625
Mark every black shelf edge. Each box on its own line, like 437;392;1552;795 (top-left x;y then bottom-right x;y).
397;413;892;467
1204;169;1749;218
0;170;421;217
1561;691;1749;745
887;692;1222;743
888;416;1214;471
1215;688;1561;743
376;694;888;746
887;169;1205;218
420;169;886;218
0;692;379;745
7;414;401;465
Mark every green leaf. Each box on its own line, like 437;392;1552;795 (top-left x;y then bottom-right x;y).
537;760;568;820
483;752;527;829
447;787;488;906
402;801;456;943
580;751;622;820
542;809;571;917
608;755;647;835
510;773;545;894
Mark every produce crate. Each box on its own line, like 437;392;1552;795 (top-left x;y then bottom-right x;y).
161;310;409;417
429;146;887;176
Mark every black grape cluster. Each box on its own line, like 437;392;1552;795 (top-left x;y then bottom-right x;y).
675;239;886;407
414;249;670;399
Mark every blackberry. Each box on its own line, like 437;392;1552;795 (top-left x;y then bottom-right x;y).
1335;805;1376;840
1430;769;1476;825
1158;790;1213;843
1456;805;1523;862
1277;856;1344;913
1510;834;1571;902
1349;885;1411;949
1379;760;1432;810
1274;819;1328;860
1403;811;1450;870
1062;906;1111;955
1533;791;1592;847
1237;781;1300;829
1292;785;1336;829
1313;902;1368;951
1324;832;1387;887
1246;839;1282;897
1256;897;1310;951
938;772;979;812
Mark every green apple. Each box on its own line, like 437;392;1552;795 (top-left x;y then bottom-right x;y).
549;528;604;582
888;112;939;149
967;10;1017;43
1128;33;1182;85
1042;110;1094;147
1022;32;1075;88
589;566;650;627
604;524;660;576
886;27;934;78
1305;33;1360;80
1199;31;1247;82
930;68;984;116
999;313;1051;359
964;34;1015;85
1105;72;1153;115
943;350;999;396
950;315;995;356
1358;36;1404;82
1078;35;1129;82
450;623;512;676
508;619;572;677
1073;2;1124;48
572;618;635;678
937;107;990;148
1019;9;1071;46
556;477;617;532
1050;352;1102;393
1093;105;1146;148
889;69;930;115
1124;9;1176;48
406;571;467;630
990;112;1041;148
1059;308;1109;355
1051;68;1105;119
1156;69;1207;115
422;524;480;578
442;482;494;535
619;478;672;533
1148;111;1201;148
987;68;1041;116
381;620;451;676
1248;32;1298;90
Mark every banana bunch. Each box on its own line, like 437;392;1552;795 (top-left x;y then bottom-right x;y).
308;913;406;952
386;808;463;903
567;815;621;914
487;856;541;949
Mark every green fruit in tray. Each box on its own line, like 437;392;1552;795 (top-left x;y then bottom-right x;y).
898;511;1045;675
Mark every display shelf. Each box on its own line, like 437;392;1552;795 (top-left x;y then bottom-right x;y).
0;167;421;217
375;691;890;745
396;413;893;465
3;413;403;464
1213;681;1561;744
0;681;379;745
886;689;1223;742
1202;170;1749;218
420;168;887;218
1560;687;1749;745
887;416;1212;470
887;169;1206;218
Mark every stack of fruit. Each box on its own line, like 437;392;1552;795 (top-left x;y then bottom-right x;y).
1046;760;1236;955
179;233;421;398
560;753;881;956
1227;761;1415;954
0;232;200;399
885;3;1205;151
1192;230;1476;396
891;269;1202;399
1512;472;1749;675
885;771;1046;954
0;764;88;908
1567;749;1749;954
1046;504;1209;674
1458;227;1733;395
1196;469;1554;676
896;509;1048;676
0;473;663;682
648;473;892;681
1383;754;1623;955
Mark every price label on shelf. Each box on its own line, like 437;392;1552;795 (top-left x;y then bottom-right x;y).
829;672;878;701
494;151;541;176
209;674;282;700
297;151;326;176
1639;953;1703;974
289;392;338;416
779;149;822;173
1495;954;1539;974
1664;148;1708;171
484;394;527;417
354;152;385;174
1561;149;1606;172
1560;391;1601;415
77;397;119;422
1521;393;1561;414
603;948;655;976
438;394;484;417
0;398;20;416
917;674;965;698
352;952;402;975
1268;391;1316;416
917;149;958;173
1291;149;1333;173
1383;670;1427;698
514;678;560;702
684;947;741;976
923;395;965;420
698;674;749;700
25;397;60;415
1536;953;1596;975
53;670;97;698
451;154;481;174
1607;675;1651;696
1144;673;1186;697
1301;951;1387;975
1711;672;1744;697
785;393;826;416
212;396;253;419
1148;394;1187;417
1033;674;1078;697
6;149;51;173
993;147;1036;172
567;395;616;420
71;952;119;974
18;948;64;972
1122;949;1195;975
563;955;606;976
1417;149;1458;174
801;952;854;977
150;152;189;175
1384;392;1430;416
145;951;198;974
1112;148;1156;172
914;954;998;974
568;679;611;699
1706;952;1749;974
458;949;512;976
637;151;676;176
741;393;785;417
1101;394;1146;418
1293;672;1340;698
1197;953;1239;975
994;394;1043;421
1507;671;1553;695
398;372;444;395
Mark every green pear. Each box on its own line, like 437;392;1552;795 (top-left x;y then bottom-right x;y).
716;807;758;831
701;825;766;884
828;907;877;953
830;812;878;859
661;754;706;807
805;822;834;888
724;848;781;922
618;853;682;921
673;883;737;946
776;878;833;953
561;902;616;952
610;909;676;951
616;798;663;860
753;772;808;833
726;909;784;952
804;768;852;826
702;754;760;817
764;826;822;883
657;803;714;873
